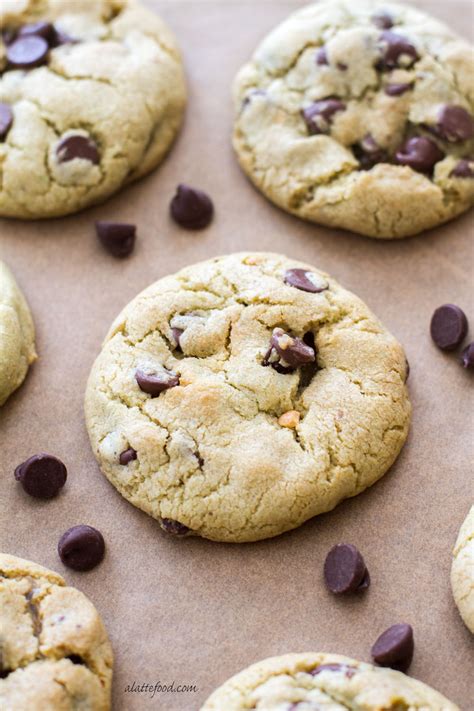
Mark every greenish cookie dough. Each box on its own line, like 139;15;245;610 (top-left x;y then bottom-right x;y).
451;505;474;633
233;0;474;238
0;0;186;218
201;652;460;710
0;553;113;711
85;252;410;543
0;260;36;406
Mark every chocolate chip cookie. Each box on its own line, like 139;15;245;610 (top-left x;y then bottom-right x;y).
233;0;474;238
85;252;410;543
0;0;186;219
0;261;36;406
200;652;459;710
0;553;113;710
451;505;474;633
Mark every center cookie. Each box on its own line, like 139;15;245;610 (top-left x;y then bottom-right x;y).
0;0;186;219
233;0;474;238
85;252;411;543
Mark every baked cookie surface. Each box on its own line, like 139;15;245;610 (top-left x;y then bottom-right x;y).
233;0;474;238
85;252;410;543
0;553;113;711
0;0;186;219
200;652;460;710
0;261;36;406
451;505;474;633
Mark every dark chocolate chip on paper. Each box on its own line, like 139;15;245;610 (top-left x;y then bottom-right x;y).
95;222;136;258
371;623;414;672
58;525;105;571
14;453;67;499
460;342;474;369
430;304;468;350
324;543;370;594
170;184;214;229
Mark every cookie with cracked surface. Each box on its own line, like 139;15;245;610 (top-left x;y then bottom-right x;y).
200;652;459;710
0;0;186;219
0;260;36;406
451;505;474;633
233;0;474;238
0;553;113;710
85;252;410;543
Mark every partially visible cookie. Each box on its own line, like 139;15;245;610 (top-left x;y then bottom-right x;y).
0;553;113;711
0;261;36;406
201;652;460;710
451;505;474;633
0;0;186;219
233;0;474;238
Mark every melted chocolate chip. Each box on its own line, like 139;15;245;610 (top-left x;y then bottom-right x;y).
119;448;137;465
95;221;136;258
160;518;190;536
170;184;214;229
434;105;474;143
310;663;356;678
353;134;387;169
14;454;67;499
377;31;418;70
395;136;444;173
371;10;394;29
136;368;179;396
324;543;370;594
0;103;13;140
58;525;105;571
56;135;100;164
7;35;49;69
460;342;474;369
284;268;328;293
302;98;346;135
450;159;474;178
385;82;413;96
371;623;414;672
315;47;328;65
18;21;56;44
430;304;468;350
263;328;316;371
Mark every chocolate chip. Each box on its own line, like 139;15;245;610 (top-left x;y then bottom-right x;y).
160;518;190;536
6;35;49;69
385;82;413;96
119;448;137;465
310;663;356;678
263;328;316;371
430;304;468;350
56;135;100;164
58;525;105;571
371;623;414;672
67;655;85;665
460;342;474;369
0;103;13;140
434;105;474;143
324;543;370;594
302;98;346;135
450;159;474;178
14;454;67;499
378;31;418;70
170;184;214;230
371;10;394;29
353;134;387;170
284;268;329;293
18;21;56;45
315;47;328;65
395;136;444;173
136;368;179;396
95;221;136;258
336;62;348;71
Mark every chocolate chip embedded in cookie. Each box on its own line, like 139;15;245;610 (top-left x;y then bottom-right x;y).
85;252;411;543
232;0;474;238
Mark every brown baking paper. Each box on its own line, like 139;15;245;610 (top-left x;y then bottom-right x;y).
1;1;473;708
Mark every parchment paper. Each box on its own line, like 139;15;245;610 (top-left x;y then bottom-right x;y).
1;1;473;708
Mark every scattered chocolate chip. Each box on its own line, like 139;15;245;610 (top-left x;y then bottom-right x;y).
6;35;49;69
160;518;190;536
434;105;474;143
119;448;137;465
395;136;444;173
95;221;136;258
302;98;346;135
324;543;370;594
0;103;13;140
371;10;394;29
315;47;328;65
170;184;214;230
310;663;356;678
377;31;418;70
136;368;179;396
385;82;413;96
58;525;105;571
18;21;56;44
263;328;316;371
353;134;387;169
450;159;474;178
56;134;100;164
371;623;414;672
284;268;329;293
430;304;468;351
14;454;67;499
460;342;474;369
